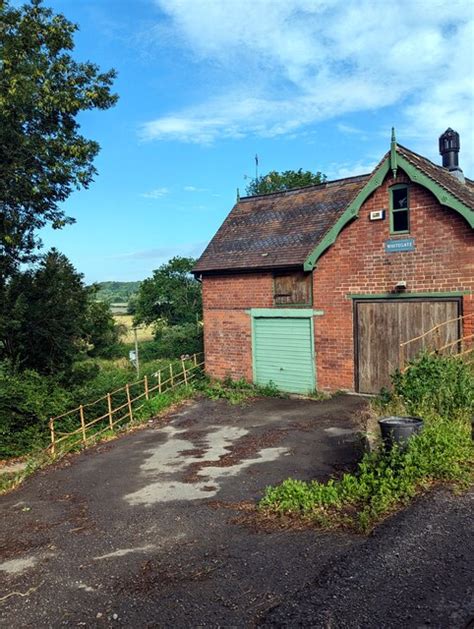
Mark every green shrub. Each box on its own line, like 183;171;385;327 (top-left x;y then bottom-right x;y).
134;385;194;421
261;413;473;532
0;368;73;457
389;352;474;419
153;323;203;358
196;376;282;405
261;354;474;532
68;361;101;386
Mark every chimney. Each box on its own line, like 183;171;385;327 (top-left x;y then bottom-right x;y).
439;128;465;183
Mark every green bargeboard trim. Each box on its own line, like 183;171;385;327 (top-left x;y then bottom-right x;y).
303;160;390;271
303;152;474;271
250;309;318;391
247;308;324;317
347;291;470;300
395;154;474;228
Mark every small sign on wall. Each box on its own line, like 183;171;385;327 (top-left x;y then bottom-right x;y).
385;238;415;253
370;210;385;220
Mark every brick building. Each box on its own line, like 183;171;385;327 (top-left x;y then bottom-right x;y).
193;130;474;394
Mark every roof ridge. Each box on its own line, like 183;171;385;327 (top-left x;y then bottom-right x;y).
239;173;371;202
396;143;442;169
396;143;474;209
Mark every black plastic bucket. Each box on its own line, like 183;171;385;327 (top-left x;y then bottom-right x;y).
378;416;423;450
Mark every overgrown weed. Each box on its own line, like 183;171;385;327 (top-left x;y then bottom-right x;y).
260;353;474;532
196;376;285;404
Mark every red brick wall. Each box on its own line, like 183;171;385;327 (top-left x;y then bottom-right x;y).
313;172;474;390
202;273;273;380
202;170;474;390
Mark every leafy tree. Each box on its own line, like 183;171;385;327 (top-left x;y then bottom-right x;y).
82;298;122;357
134;257;202;327
245;168;326;196
0;0;117;280
1;249;120;374
2;249;89;374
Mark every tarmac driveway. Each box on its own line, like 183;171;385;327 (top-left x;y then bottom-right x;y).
0;394;366;627
2;394;472;628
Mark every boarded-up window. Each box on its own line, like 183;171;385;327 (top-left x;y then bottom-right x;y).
273;272;312;305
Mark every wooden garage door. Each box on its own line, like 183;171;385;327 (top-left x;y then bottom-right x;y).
356;300;460;394
253;317;314;394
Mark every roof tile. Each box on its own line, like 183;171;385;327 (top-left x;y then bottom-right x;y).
194;143;473;274
193;175;369;273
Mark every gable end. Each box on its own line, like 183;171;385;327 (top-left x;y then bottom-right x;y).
303;153;474;271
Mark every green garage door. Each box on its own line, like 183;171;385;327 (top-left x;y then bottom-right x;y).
253;317;315;393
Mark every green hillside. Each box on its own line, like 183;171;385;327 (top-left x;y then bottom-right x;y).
93;281;141;304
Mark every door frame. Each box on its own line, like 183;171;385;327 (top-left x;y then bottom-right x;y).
249;308;321;392
353;296;463;393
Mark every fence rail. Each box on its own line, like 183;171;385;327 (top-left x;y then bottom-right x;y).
399;313;474;370
49;353;204;456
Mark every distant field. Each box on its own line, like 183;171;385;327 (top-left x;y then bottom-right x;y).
114;314;154;343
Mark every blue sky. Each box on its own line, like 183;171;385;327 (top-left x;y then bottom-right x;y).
38;0;474;283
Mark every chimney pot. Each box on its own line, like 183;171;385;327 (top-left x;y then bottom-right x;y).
439;128;464;183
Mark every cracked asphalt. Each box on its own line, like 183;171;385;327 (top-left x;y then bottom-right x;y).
0;394;472;628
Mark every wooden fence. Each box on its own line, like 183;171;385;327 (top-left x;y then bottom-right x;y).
49;353;204;456
399;313;474;370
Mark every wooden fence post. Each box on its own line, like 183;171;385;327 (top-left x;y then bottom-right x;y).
144;375;149;400
107;393;113;429
399;343;405;371
435;327;442;353
158;370;162;394
193;353;197;366
170;363;174;388
126;384;133;422
49;418;55;456
182;358;188;385
79;405;86;443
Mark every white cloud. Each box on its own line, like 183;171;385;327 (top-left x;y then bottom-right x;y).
143;0;473;172
114;241;206;261
328;160;378;180
337;123;365;137
184;185;208;192
140;187;170;199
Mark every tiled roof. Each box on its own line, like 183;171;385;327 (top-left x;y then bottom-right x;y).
397;144;474;210
194;143;473;274
193;175;370;273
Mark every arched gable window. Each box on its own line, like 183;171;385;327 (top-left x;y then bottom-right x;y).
390;184;410;234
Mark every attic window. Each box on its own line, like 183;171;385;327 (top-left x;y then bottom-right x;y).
390;184;410;234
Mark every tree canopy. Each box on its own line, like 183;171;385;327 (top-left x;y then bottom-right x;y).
1;249;120;374
133;257;202;328
0;0;117;280
245;168;327;196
